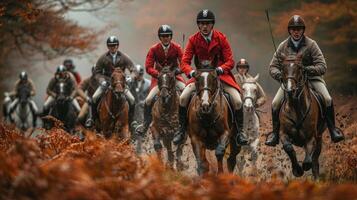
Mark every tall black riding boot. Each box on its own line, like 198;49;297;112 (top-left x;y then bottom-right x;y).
265;108;280;146
235;108;249;145
85;103;95;128
173;106;188;145
135;103;152;136
326;102;344;143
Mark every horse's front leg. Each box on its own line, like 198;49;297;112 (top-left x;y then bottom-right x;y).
302;132;315;171
281;133;304;177
151;124;163;161
216;129;230;174
190;134;209;176
312;138;322;180
175;142;187;171
162;136;174;169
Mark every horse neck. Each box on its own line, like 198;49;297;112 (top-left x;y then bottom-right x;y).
159;87;179;111
107;89;125;110
286;84;310;118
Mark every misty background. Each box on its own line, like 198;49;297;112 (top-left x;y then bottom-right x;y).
1;0;355;108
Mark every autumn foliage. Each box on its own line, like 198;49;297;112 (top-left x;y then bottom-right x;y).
0;116;356;199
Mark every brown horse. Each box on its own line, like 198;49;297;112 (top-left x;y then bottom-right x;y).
150;65;185;170
96;68;130;139
188;58;240;175
279;54;326;179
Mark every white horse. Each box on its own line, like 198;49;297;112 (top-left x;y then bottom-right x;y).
237;74;261;176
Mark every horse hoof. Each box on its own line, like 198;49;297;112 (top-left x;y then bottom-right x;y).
292;165;304;177
215;144;226;157
302;160;312;171
153;141;162;151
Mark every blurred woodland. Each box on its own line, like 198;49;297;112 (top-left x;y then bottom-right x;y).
0;0;356;94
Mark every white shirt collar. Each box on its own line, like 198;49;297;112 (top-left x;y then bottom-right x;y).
161;43;170;50
201;31;213;41
291;37;303;48
110;51;117;57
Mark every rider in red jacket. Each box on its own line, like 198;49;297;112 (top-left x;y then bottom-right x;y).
173;9;248;145
63;59;82;84
136;25;186;135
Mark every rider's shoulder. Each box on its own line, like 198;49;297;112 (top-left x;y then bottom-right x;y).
150;43;161;50
170;41;181;49
212;30;227;39
277;38;290;49
119;51;132;61
304;36;318;46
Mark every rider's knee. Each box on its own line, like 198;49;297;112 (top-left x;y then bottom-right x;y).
179;96;188;107
272;98;282;111
324;95;332;107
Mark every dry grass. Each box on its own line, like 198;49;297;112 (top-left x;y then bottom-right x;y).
0;96;356;199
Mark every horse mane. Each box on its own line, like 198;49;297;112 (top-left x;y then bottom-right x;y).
194;55;218;70
161;66;172;73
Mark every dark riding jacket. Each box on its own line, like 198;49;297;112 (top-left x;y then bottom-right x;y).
10;79;36;97
94;51;135;81
269;36;326;84
46;73;77;98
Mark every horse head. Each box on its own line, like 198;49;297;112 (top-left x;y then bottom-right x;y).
158;63;176;105
281;54;306;98
194;56;220;114
111;68;126;98
242;74;259;113
55;80;69;104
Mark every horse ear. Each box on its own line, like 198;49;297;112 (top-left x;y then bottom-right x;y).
254;74;260;82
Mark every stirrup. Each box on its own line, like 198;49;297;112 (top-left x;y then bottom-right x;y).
265;132;279;146
85;119;94;128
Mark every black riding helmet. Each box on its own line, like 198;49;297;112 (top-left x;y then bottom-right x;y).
19;71;28;81
197;9;215;24
63;59;74;70
287;15;306;33
107;36;119;46
56;65;67;79
236;58;250;72
135;64;145;75
158;24;173;38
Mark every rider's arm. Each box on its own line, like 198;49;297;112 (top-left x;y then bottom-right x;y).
269;43;284;81
46;78;57;97
256;83;267;108
305;41;327;76
28;79;36;96
94;55;105;75
76;87;88;100
145;47;159;78
181;37;195;77
219;34;235;73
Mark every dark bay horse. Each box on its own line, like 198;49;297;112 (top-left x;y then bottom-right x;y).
47;80;77;133
188;58;240;175
96;68;129;140
150;65;185;170
279;54;326;179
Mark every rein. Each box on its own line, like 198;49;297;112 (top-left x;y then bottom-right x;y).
283;72;312;131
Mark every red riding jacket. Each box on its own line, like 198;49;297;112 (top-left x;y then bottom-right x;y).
145;41;186;89
181;30;241;91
